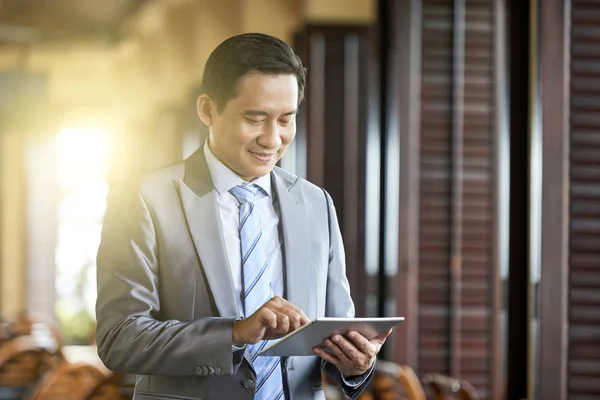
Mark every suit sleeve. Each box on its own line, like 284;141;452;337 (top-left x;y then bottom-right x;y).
320;189;376;399
95;183;245;376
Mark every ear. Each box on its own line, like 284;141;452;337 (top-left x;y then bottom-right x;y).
197;94;214;126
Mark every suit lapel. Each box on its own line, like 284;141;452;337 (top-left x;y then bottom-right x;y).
273;171;312;316
179;151;313;320
179;149;239;317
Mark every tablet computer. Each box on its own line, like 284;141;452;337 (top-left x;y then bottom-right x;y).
257;317;404;357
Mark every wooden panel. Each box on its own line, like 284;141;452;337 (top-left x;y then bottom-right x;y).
383;0;422;366
569;1;600;399
537;0;570;398
417;0;499;398
294;25;374;317
418;0;453;380
460;1;496;397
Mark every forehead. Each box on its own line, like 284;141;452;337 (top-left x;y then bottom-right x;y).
227;73;298;111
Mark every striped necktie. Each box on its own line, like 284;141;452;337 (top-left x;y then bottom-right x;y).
230;183;285;400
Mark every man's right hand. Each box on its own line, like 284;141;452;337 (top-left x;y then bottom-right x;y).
232;296;310;346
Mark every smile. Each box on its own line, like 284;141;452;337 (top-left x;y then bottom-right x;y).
249;151;276;162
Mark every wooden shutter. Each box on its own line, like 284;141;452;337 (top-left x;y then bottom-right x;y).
417;0;500;398
418;0;454;377
293;26;375;317
569;1;600;398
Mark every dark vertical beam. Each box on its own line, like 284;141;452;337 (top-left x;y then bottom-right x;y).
537;0;570;397
377;0;390;322
306;33;326;188
506;0;531;398
342;33;364;318
450;0;466;379
386;0;422;366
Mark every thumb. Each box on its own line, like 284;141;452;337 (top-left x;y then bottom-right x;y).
370;328;393;345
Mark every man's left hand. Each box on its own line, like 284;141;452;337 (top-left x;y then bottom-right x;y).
313;329;392;377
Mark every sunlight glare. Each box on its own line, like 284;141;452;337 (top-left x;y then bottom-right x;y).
56;128;110;188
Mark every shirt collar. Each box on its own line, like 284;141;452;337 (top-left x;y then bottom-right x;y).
203;140;272;197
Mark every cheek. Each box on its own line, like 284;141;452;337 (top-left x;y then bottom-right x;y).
226;123;258;146
280;126;296;145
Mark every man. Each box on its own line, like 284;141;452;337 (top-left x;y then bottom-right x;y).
96;33;390;400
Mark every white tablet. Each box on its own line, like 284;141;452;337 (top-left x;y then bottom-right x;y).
257;317;404;357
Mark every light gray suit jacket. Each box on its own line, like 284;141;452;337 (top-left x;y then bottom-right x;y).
95;148;374;400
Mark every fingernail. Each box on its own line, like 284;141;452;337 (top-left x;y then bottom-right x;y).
334;336;340;342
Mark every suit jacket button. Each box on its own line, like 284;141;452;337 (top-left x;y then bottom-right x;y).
243;379;255;389
215;367;221;374
208;367;215;375
201;367;209;375
195;366;203;375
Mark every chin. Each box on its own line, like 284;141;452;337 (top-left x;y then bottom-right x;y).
252;165;274;176
236;164;271;180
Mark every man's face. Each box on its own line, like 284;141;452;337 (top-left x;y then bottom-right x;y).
200;73;298;181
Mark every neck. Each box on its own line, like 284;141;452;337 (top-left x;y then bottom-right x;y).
207;137;258;182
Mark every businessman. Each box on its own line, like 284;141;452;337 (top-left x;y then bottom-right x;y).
96;33;390;400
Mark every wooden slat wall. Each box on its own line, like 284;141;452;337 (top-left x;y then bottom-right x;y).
461;0;495;393
418;0;454;377
569;1;600;398
293;25;374;317
418;0;497;397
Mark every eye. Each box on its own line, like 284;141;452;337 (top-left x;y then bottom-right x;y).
279;118;294;126
244;117;263;125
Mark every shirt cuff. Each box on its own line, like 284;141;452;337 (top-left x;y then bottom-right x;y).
232;317;245;351
340;371;369;388
232;344;246;351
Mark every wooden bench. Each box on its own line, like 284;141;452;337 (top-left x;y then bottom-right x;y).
0;335;62;399
29;361;124;400
370;361;426;400
422;373;479;400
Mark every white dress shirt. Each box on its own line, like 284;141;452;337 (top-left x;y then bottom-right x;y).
204;141;283;316
204;142;368;388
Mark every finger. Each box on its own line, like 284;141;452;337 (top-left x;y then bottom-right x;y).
267;299;310;328
297;309;310;325
370;328;393;342
331;334;365;361
369;328;394;346
270;298;305;318
322;339;351;363
258;308;278;330
275;313;290;334
313;346;341;365
285;310;302;331
346;331;377;357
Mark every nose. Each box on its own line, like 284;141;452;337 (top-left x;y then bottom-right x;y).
257;121;282;150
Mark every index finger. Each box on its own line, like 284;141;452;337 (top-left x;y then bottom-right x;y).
269;298;310;324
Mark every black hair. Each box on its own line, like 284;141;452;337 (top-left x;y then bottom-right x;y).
199;32;306;112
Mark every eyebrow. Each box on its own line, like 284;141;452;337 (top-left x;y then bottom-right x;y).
243;110;297;117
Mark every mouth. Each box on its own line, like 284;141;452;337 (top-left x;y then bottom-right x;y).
249;150;277;163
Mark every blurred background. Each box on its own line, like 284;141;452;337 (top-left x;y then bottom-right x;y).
0;0;597;399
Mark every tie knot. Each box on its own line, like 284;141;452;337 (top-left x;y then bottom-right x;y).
230;183;261;205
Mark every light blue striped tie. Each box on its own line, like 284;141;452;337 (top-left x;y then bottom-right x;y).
230;183;285;400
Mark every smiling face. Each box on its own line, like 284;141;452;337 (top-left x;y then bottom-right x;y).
197;72;298;181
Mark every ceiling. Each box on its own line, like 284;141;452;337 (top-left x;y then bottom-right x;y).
0;0;147;43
